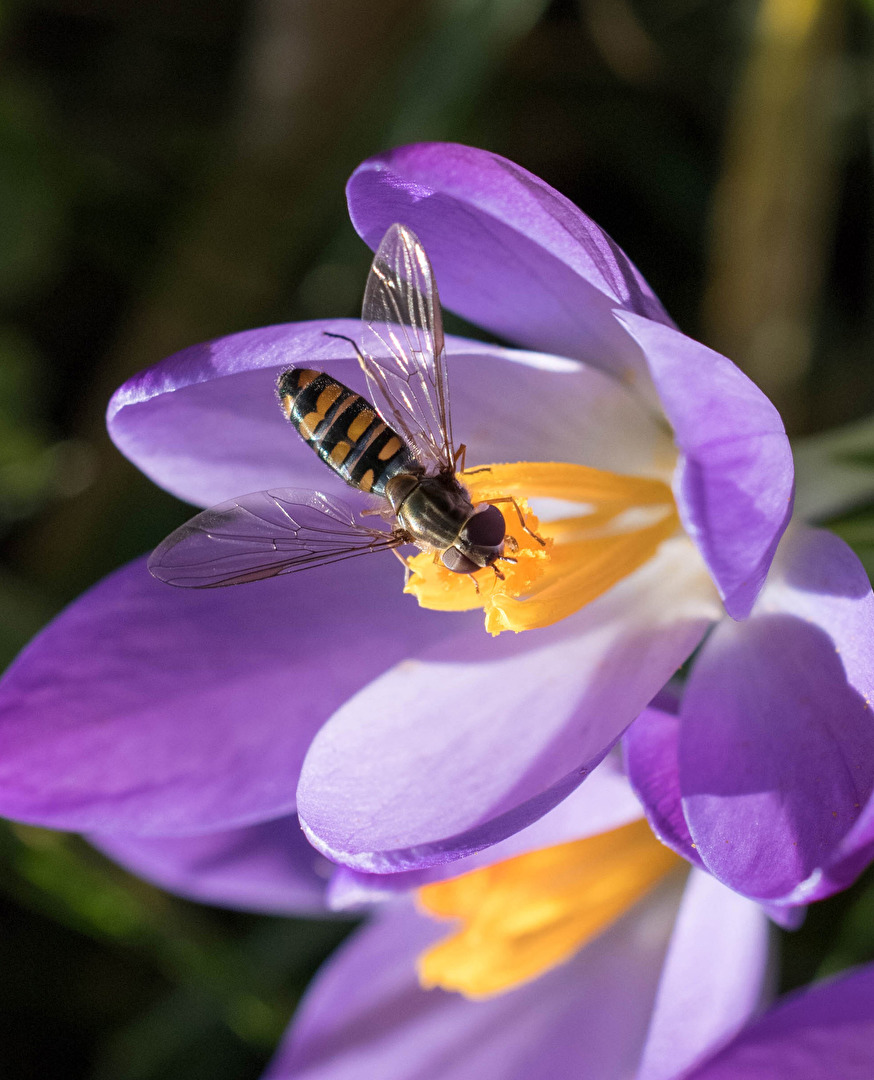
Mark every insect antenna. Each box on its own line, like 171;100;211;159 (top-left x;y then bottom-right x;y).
323;330;367;365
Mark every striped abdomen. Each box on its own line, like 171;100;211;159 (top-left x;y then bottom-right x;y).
277;368;419;496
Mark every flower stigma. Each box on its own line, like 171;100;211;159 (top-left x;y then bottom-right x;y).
416;818;683;999
404;462;679;635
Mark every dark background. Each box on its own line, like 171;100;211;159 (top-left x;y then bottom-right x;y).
1;1;874;1076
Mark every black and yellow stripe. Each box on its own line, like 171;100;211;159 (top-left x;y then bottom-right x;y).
277;368;418;495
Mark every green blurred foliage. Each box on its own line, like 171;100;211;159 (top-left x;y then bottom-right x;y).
829;497;874;577
0;821;354;1079
0;76;66;300
0;0;873;1075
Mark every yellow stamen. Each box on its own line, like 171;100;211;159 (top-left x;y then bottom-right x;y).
417;819;683;999
404;462;679;635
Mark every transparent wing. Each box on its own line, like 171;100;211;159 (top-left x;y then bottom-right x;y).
148;489;405;588
360;223;455;473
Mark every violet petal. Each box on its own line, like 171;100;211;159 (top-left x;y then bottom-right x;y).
625;705;808;927
108;320;670;509
347;142;673;390
298;538;717;873
615;312;794;619
680;526;874;902
637;868;771;1080
623;704;702;868
0;555;468;834
92;816;333;915
326;760;644;909
686;965;874;1080
266;897;673;1080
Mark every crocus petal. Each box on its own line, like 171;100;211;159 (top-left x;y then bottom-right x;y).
624;706;807;928
91;816;333;915
298;537;719;873
637;868;771;1080
326;760;645;908
347;142;672;389
0;555;468;834
680;525;874;902
686;965;874;1080
807;795;874;903
108;320;672;509
615;312;794;619
623;704;702;869
267;895;676;1080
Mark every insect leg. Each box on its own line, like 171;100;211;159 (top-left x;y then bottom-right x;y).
360;505;398;526
483;496;547;546
454;443;467;472
390;546;413;587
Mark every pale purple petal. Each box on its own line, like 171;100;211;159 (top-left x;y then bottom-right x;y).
347;142;672;390
91;816;333;915
108;320;670;509
680;525;874;902
107;318;386;508
623;703;702;868
0;555;468;834
686;965;874;1080
298;538;717;873
326;760;644;909
267;894;675;1080
637;869;771;1080
624;705;808;926
615;313;794;619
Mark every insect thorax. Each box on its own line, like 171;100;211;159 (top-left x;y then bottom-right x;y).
393;474;476;552
278;368;418;495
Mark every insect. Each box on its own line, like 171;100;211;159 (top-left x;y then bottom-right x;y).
149;223;541;590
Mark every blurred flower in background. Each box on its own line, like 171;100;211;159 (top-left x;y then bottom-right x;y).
1;1;874;1078
97;763;774;1080
92;763;874;1080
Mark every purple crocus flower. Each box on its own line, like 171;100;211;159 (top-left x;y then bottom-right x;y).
0;143;871;914
269;893;874;1080
95;765;871;1080
95;759;772;1080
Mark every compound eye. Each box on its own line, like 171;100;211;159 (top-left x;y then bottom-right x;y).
462;504;506;548
442;546;480;574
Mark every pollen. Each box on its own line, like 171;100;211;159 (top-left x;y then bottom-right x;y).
416;819;683;999
404;461;679;635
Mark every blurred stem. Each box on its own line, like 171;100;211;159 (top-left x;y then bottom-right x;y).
702;0;845;432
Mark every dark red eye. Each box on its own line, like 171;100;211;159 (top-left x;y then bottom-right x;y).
462;505;505;548
442;546;480;574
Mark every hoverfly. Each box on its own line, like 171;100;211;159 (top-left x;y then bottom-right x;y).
149;224;540;590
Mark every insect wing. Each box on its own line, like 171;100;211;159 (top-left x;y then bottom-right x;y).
148;489;403;588
360;223;455;473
